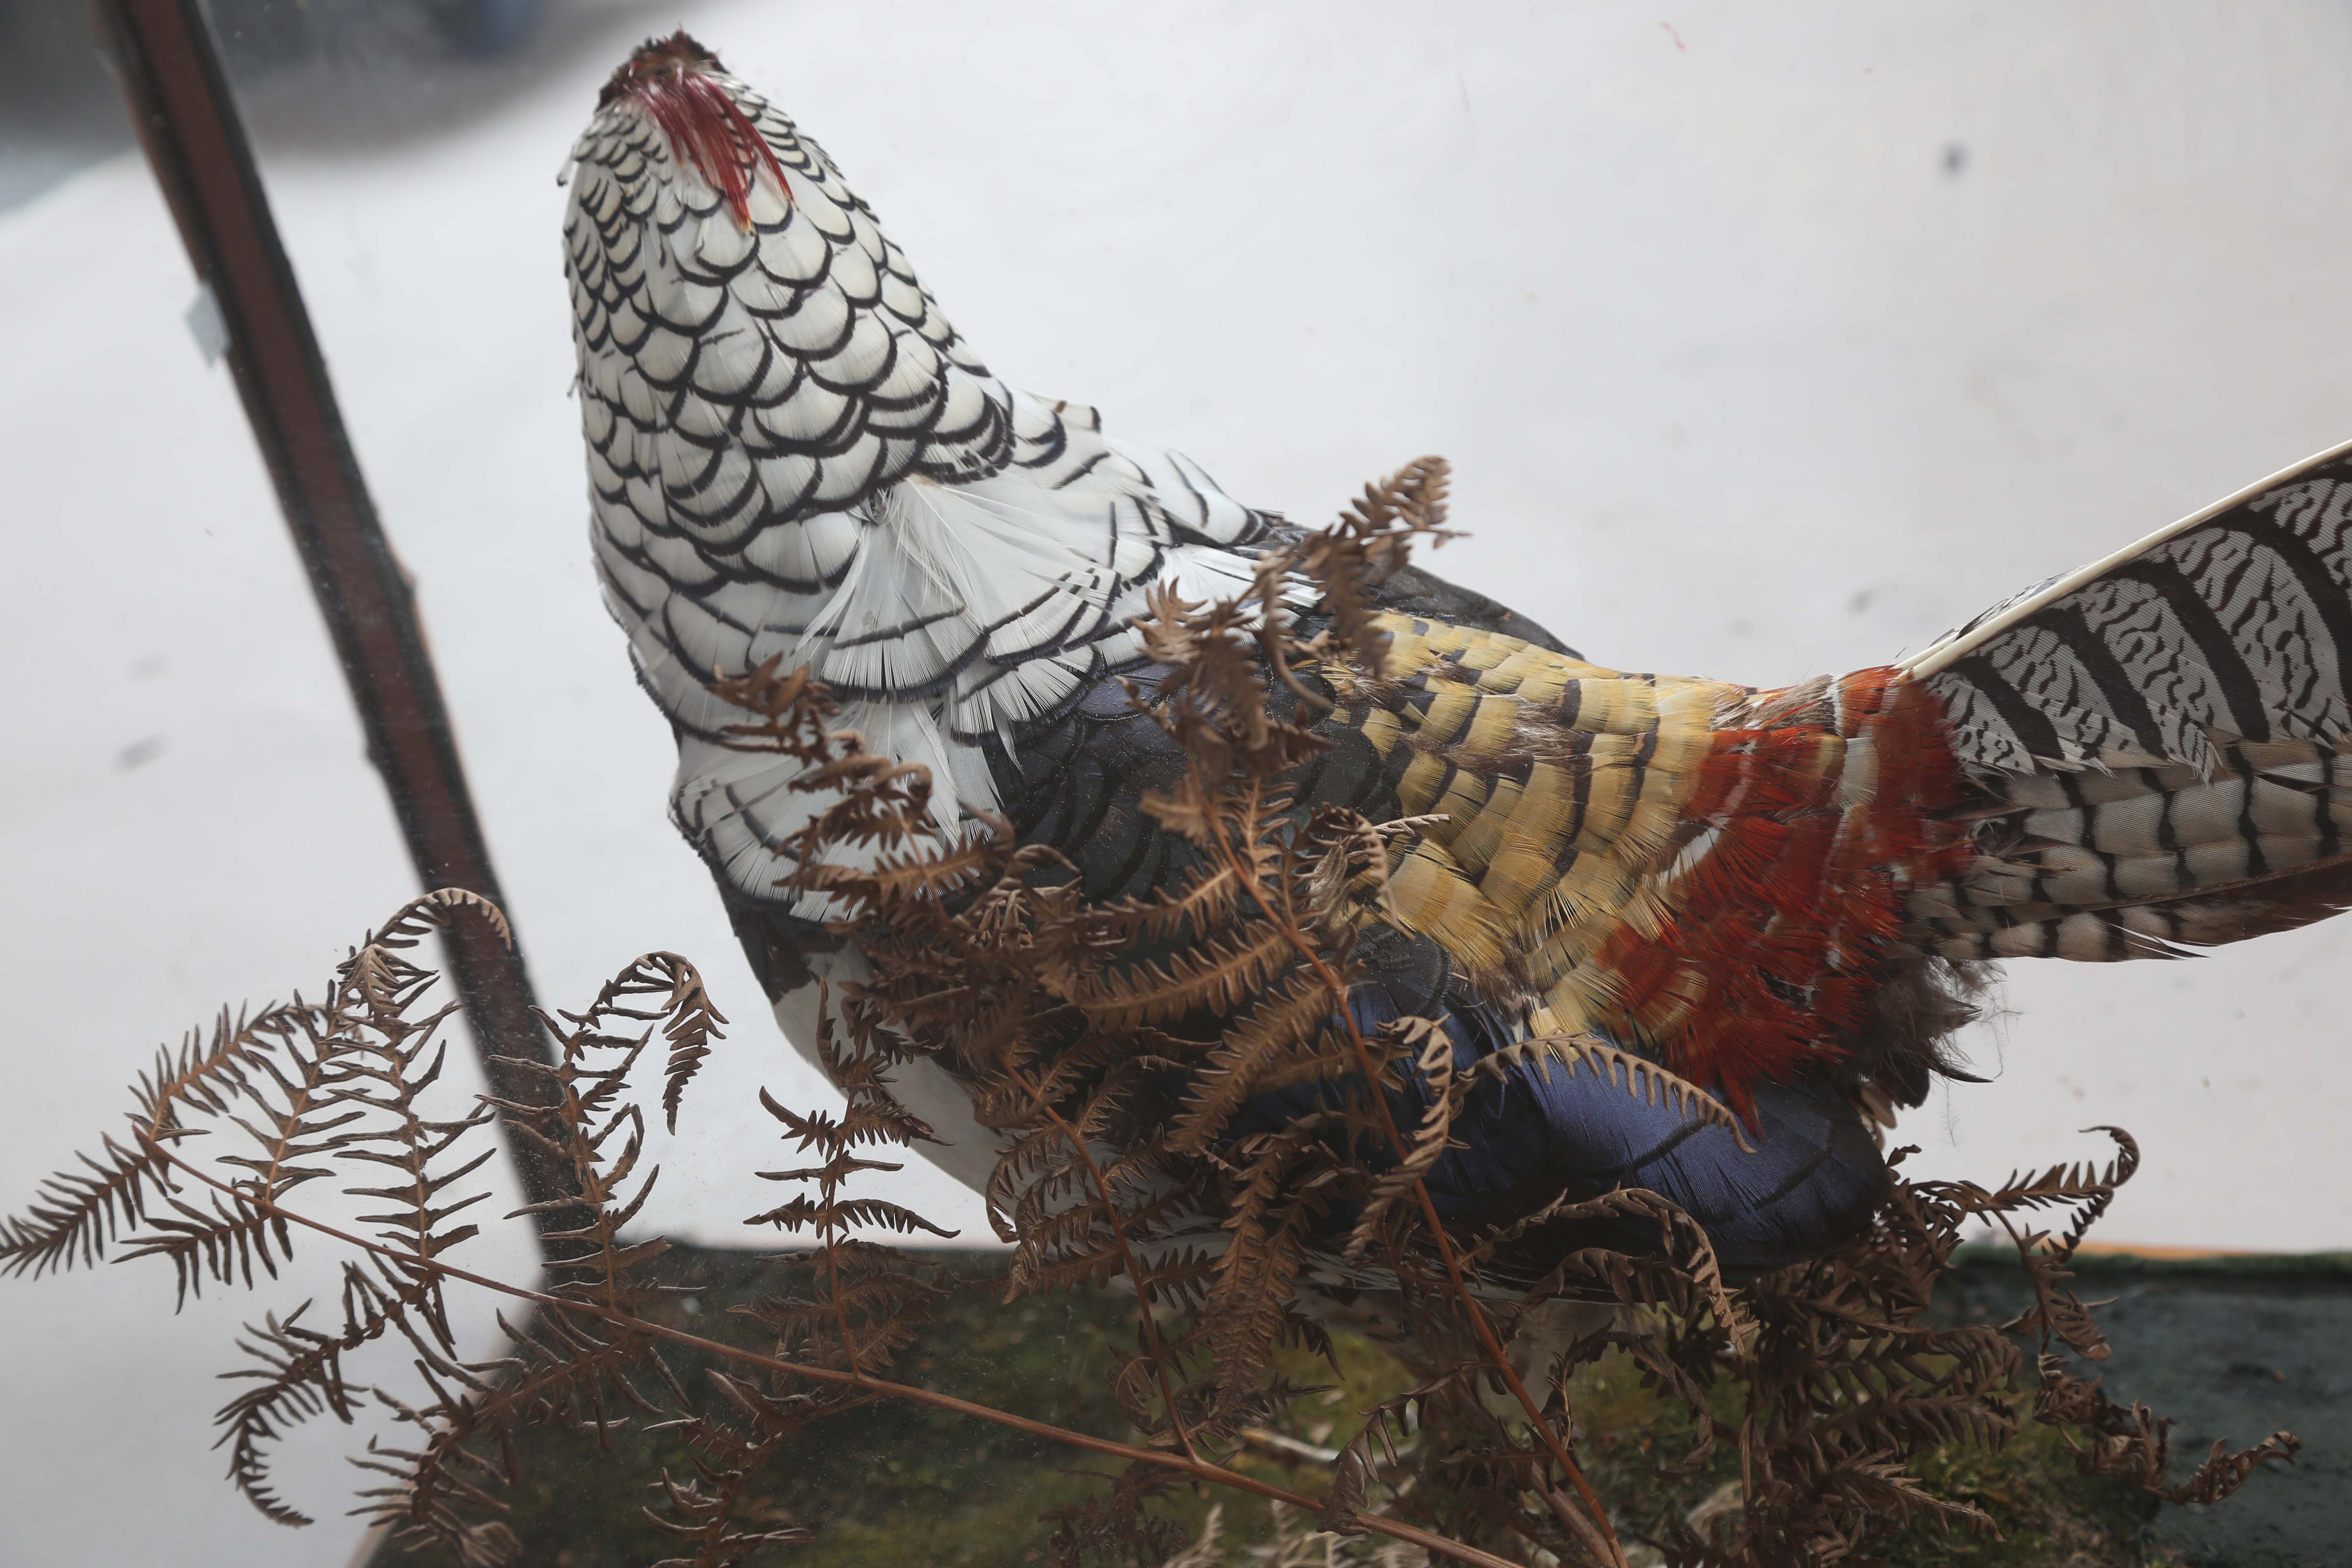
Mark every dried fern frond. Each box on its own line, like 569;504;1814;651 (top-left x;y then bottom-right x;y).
1467;1033;1750;1151
2033;1351;2300;1503
216;1258;445;1526
0;1002;309;1281
488;948;735;1319
0;885;967;1565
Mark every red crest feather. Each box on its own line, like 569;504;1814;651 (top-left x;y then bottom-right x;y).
602;31;791;228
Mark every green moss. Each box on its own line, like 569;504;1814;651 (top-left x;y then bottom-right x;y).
379;1247;1126;1568
1560;1348;2169;1567
1879;1421;2163;1566
375;1245;2181;1568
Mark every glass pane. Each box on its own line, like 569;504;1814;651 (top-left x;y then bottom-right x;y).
0;16;501;1568
6;6;2350;1566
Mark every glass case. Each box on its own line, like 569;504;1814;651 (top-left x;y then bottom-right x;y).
3;5;2349;1565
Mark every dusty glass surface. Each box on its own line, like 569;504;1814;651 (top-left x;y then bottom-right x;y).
0;12;575;1568
6;5;2352;1565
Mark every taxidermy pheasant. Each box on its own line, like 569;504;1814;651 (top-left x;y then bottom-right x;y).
565;36;2352;1277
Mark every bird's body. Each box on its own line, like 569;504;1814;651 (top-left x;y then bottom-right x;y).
566;36;2352;1276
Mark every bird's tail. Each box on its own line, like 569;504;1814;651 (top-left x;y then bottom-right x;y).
1900;438;2352;960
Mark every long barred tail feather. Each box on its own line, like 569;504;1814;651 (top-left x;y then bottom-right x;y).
1901;439;2352;961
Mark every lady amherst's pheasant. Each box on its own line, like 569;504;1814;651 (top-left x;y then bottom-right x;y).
565;35;2352;1275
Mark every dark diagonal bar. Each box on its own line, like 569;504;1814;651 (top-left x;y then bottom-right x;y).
90;0;570;1229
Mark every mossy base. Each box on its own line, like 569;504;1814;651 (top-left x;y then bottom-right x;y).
368;1244;2341;1567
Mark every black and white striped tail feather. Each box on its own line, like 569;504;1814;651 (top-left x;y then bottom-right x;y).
1902;434;2352;960
1913;521;2352;777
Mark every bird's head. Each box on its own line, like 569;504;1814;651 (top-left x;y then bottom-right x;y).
564;33;1013;557
594;32;787;230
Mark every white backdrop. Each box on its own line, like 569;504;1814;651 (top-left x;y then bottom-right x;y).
3;4;2348;1563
